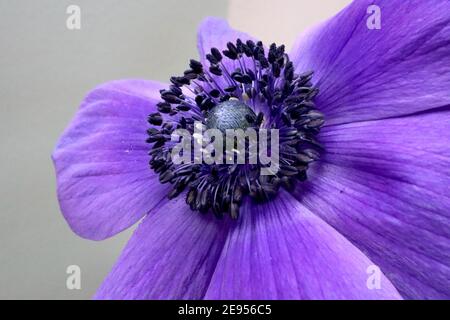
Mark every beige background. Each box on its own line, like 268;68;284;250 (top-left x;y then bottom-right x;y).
229;0;351;48
0;0;350;299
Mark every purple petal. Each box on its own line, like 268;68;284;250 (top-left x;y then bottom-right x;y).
293;110;450;299
290;0;450;125
94;197;230;300
52;79;171;240
204;190;401;300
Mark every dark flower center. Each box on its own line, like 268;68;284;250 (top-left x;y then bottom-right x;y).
147;39;324;219
205;100;257;132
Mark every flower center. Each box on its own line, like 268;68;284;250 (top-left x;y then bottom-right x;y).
147;39;324;219
205;100;257;132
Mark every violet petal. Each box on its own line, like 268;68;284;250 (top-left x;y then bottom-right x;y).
52;79;170;240
94;197;230;300
204;190;401;300
290;0;450;125
294;110;450;299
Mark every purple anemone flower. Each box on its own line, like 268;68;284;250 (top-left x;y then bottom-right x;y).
52;0;450;300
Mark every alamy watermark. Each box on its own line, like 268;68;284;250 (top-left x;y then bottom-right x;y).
170;122;280;176
66;265;81;290
366;264;382;290
66;5;81;30
366;5;381;30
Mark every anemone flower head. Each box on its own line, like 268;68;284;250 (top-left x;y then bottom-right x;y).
52;0;450;300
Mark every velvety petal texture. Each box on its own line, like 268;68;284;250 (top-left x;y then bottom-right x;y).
95;197;231;300
96;192;401;300
204;191;401;300
293;110;450;299
52;80;170;240
287;0;450;299
290;0;450;125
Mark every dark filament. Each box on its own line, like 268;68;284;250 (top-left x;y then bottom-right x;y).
147;39;324;219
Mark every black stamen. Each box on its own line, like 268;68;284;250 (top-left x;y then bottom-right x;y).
147;39;324;219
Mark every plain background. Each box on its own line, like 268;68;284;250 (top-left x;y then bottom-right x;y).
0;0;350;299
